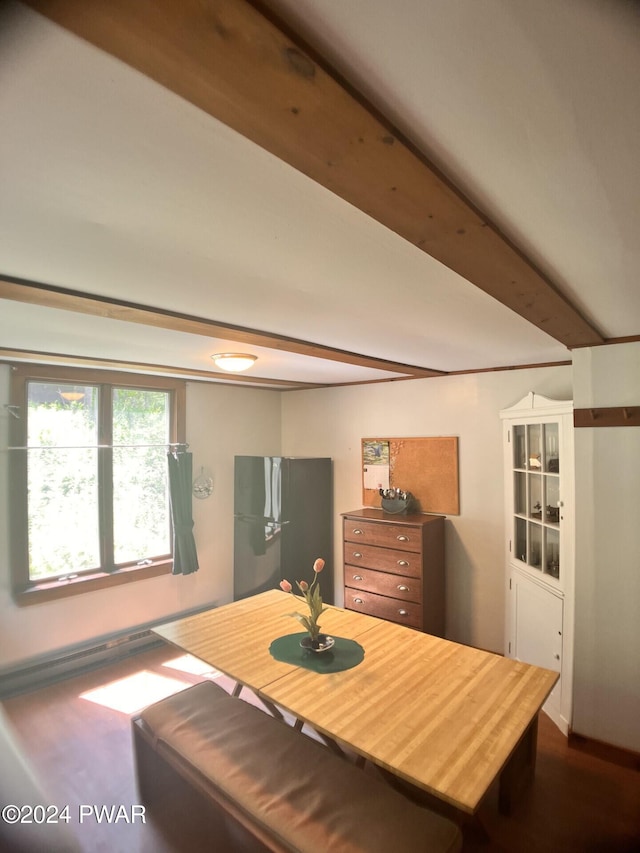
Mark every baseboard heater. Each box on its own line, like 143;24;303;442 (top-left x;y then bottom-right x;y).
0;604;214;700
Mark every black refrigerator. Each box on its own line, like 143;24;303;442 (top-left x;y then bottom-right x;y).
233;456;333;603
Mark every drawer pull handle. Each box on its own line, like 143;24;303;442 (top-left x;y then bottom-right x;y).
354;597;364;604
397;535;409;542
397;560;409;567
398;609;409;616
353;575;363;581
353;528;364;535
353;552;363;558
397;584;409;592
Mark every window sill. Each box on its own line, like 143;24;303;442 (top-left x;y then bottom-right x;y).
13;560;173;606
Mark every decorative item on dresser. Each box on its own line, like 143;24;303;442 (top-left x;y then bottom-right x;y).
342;508;445;636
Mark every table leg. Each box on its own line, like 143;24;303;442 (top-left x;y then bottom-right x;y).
291;718;345;756
232;682;285;721
499;713;539;815
257;697;285;721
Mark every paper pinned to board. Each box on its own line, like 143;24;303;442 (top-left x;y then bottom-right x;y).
363;464;389;490
363;440;390;490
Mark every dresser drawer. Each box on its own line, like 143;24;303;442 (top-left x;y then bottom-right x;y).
345;587;422;629
345;565;422;604
343;542;422;577
343;518;421;553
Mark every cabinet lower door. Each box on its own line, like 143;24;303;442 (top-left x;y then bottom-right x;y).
510;570;563;726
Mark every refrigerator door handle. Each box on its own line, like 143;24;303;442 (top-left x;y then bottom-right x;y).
263;457;272;519
273;459;281;522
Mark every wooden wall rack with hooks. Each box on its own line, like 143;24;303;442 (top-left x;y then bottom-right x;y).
574;406;640;428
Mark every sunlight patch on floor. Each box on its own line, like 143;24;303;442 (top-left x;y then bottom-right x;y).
161;653;221;678
80;670;191;714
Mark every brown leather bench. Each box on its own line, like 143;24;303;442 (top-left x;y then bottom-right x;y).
133;680;463;852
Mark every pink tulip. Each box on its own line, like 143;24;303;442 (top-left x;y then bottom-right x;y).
299;580;308;591
280;579;292;593
313;558;325;573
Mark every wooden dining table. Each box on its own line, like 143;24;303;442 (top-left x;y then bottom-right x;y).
152;589;558;817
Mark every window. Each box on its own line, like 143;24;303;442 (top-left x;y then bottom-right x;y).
9;365;186;603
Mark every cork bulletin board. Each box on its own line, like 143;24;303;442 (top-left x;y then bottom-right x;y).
362;436;459;515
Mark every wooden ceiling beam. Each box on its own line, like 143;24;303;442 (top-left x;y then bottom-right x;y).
0;278;443;378
24;0;604;349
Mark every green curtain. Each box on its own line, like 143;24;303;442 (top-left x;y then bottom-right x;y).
167;451;199;575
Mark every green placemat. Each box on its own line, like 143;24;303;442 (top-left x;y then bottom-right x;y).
269;633;364;673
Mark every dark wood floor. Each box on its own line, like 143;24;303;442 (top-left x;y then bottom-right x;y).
2;645;639;853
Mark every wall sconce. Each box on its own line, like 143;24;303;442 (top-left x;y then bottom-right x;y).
211;353;257;372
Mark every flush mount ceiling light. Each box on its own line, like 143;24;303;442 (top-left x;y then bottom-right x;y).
58;389;85;401
211;353;258;372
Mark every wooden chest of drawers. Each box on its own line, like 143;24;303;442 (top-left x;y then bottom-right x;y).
342;509;445;635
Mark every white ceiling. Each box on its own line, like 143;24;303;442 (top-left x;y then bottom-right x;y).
1;0;639;387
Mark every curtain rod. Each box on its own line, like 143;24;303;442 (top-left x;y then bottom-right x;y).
4;442;189;451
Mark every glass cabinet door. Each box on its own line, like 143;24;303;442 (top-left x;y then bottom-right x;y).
511;421;561;582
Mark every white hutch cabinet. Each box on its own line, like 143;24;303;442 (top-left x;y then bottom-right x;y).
500;393;575;734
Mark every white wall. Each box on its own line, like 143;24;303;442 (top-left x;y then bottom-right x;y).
572;342;640;751
0;369;281;670
282;365;572;652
